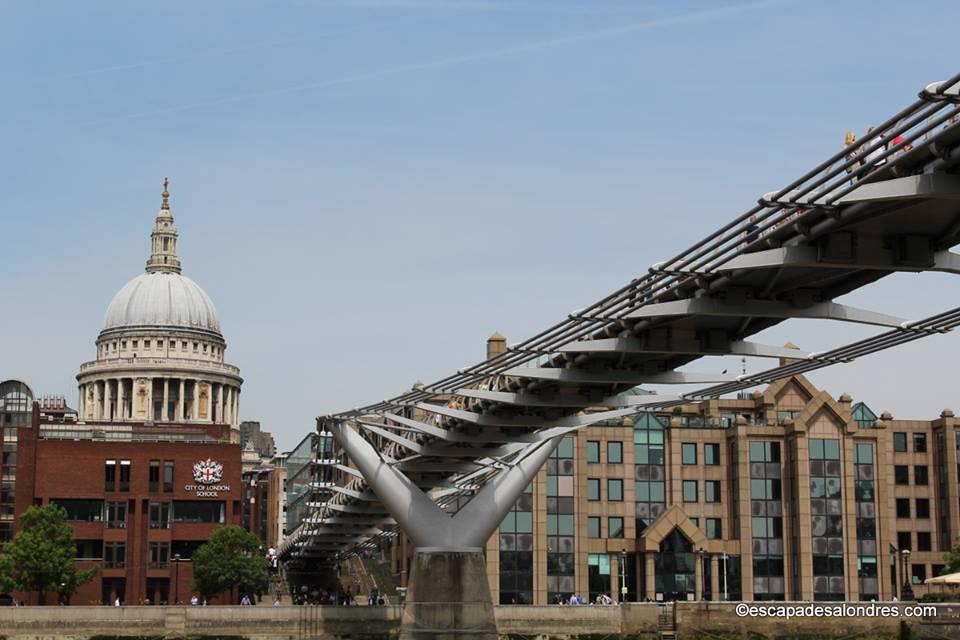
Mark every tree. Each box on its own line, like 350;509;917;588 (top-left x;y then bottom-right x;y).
943;540;960;574
192;525;268;602
0;504;97;605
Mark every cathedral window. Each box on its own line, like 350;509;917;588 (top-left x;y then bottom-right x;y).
144;340;151;349
157;340;163;349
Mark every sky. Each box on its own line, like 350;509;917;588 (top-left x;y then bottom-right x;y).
2;0;960;452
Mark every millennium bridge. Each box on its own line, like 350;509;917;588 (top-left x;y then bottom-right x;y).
279;73;960;639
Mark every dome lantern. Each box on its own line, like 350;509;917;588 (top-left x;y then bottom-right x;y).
146;177;182;274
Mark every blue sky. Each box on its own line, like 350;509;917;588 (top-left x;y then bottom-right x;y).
3;0;959;450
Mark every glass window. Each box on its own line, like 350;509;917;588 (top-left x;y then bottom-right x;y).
104;460;116;492
896;498;911;518
706;518;722;539
163;461;174;492
608;517;624;539
556;436;574;459
912;564;926;585
704;443;720;465
105;501;127;528
683;480;698;503
607;479;623;501
148;460;160;492
914;465;928;485
149;502;171;529
587;478;600;501
119;460;130;492
148;542;170;569
893;433;907;452
916;499;930;519
917;532;932;552
588;516;601;538
607;441;623;464
104;542;126;569
172;501;225;524
897;531;912;551
855;443;874;464
50;499;103;522
587;441;600;464
682;443;697;465
894;466;909;485
705;480;721;503
914;433;927;453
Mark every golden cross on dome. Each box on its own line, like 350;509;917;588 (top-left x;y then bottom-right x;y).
161;177;170;210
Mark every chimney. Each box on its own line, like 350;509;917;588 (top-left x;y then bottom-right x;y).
486;331;507;360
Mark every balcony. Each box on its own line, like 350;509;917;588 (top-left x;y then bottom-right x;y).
78;357;241;377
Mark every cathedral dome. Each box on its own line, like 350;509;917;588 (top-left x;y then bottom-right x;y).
102;271;222;335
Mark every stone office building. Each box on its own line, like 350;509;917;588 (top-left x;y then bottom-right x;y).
384;364;959;604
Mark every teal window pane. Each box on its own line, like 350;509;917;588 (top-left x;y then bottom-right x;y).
608;479;623;501
648;446;664;465
650;482;665;502
752;516;768;537
635;431;648;444
751;479;767;500
824;439;841;460
599;555;611;575
810;438;824;460
682;443;697;465
607;441;623;464
635;481;650;502
750;441;766;462
855;443;874;465
516;512;533;533
587;441;600;464
501;512;516;533
649;431;664;445
547;476;558;497
588;554;600;566
558;515;575;536
588;517;601;539
683;480;698;503
547;515;558;535
635;446;649;464
587;479;600;501
557;437;574;459
608;517;624;538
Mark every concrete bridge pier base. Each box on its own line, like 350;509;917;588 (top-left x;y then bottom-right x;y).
400;549;497;640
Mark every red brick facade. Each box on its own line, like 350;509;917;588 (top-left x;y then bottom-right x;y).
14;406;242;605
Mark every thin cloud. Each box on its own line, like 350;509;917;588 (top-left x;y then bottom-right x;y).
35;0;786;135
38;17;431;83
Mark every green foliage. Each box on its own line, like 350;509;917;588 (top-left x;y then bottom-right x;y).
192;524;268;601
943;539;960;574
0;504;97;604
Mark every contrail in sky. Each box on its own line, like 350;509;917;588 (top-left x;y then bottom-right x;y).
35;0;785;135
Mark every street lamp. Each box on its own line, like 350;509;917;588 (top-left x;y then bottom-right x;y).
900;549;914;601
173;553;181;605
619;549;627;603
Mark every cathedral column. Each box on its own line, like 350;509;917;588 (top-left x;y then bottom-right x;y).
178;378;185;421
217;384;224;424
93;381;102;420
162;378;170;422
117;378;126;420
105;379;113;421
192;379;199;422
233;387;240;425
147;378;154;422
79;384;85;420
224;386;232;425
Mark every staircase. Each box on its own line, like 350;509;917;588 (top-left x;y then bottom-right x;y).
658;603;677;640
361;556;400;605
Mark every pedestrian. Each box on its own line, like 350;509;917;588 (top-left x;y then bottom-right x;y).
274;596;281;607
844;131;860;183
114;597;121;607
240;594;252;606
864;126;887;169
190;595;199;606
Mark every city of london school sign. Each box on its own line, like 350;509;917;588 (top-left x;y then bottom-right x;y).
186;458;231;497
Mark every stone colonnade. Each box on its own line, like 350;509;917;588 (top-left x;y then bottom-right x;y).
78;377;239;425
